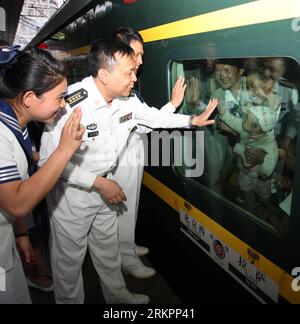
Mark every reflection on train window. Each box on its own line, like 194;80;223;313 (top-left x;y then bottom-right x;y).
171;57;300;237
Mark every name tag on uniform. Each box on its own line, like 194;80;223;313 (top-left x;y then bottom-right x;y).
88;131;99;138
119;113;132;124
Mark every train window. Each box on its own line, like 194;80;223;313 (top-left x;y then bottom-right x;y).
171;57;300;237
0;7;5;32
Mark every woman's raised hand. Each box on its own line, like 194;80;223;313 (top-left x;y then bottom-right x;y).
58;107;85;155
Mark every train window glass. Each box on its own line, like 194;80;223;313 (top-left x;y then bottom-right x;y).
171;57;300;237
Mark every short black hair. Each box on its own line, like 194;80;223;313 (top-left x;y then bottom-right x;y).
88;39;134;77
215;58;244;69
112;27;144;45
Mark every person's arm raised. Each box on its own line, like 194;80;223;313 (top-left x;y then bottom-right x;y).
170;76;187;109
0;108;85;218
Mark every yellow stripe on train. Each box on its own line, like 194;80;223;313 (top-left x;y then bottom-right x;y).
143;171;300;304
140;0;300;43
69;0;300;56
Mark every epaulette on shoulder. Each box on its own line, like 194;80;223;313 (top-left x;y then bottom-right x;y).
278;79;296;90
65;88;88;108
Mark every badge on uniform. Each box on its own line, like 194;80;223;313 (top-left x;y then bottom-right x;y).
65;88;88;108
86;123;99;138
119;113;132;124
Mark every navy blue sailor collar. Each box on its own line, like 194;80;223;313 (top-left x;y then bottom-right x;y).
0;98;33;158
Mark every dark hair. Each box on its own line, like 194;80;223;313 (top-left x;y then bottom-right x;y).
0;48;68;99
260;57;288;76
112;27;144;46
88;39;134;77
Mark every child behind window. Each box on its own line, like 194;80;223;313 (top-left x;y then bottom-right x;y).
218;103;278;211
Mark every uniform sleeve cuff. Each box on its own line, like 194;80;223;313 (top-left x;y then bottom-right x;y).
80;173;97;189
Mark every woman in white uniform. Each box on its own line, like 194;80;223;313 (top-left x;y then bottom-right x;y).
112;28;186;278
0;47;84;304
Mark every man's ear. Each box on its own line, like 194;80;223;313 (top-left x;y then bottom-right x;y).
22;91;36;109
98;68;109;84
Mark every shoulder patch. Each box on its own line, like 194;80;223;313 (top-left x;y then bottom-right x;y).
65;88;88;108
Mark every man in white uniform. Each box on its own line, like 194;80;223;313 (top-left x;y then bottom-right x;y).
112;27;186;279
39;40;217;304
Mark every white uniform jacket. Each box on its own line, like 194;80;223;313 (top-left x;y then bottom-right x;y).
39;76;190;190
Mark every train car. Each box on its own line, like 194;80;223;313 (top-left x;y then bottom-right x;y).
29;0;300;304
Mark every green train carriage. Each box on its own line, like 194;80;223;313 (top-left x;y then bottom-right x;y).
29;0;300;304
